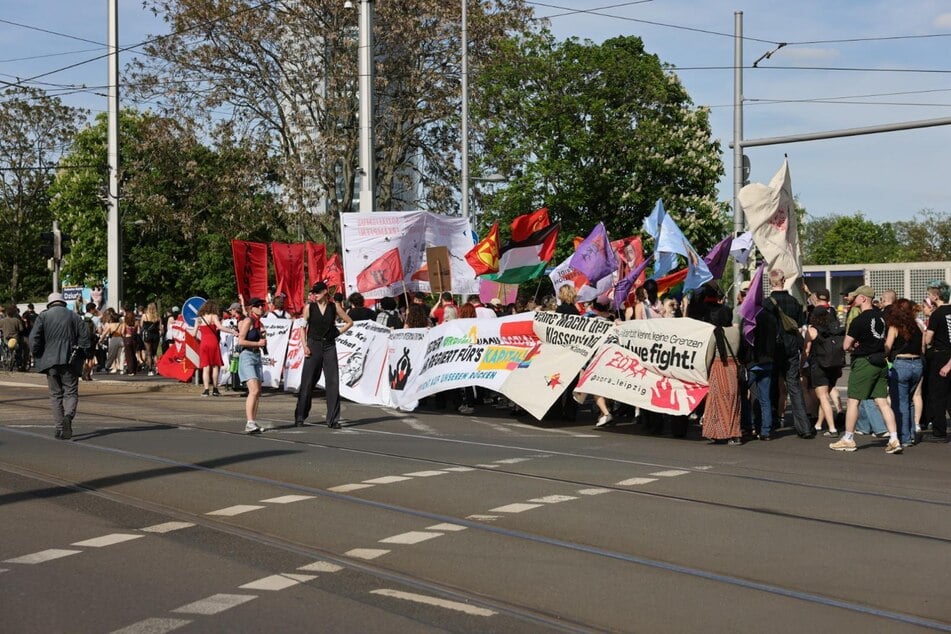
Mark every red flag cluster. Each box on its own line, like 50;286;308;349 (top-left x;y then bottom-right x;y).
231;240;343;311
464;207;554;280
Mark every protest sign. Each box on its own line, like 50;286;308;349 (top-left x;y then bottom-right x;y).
384;328;429;409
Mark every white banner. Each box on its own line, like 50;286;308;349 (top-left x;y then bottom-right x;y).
499;313;614;420
341;211;480;299
260;317;291;388
575;318;715;416
283;319;307;392
398;313;537;409
384;328;429;409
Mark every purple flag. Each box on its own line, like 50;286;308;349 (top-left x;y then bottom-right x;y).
614;254;654;309
569;222;617;284
739;262;766;346
703;235;733;281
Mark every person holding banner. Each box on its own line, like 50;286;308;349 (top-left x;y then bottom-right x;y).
237;297;269;434
294;282;353;429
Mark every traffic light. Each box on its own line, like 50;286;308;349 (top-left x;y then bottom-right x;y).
41;231;55;258
59;232;71;259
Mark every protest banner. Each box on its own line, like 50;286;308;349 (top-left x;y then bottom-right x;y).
384;328;429;409
259;317;291;388
499;313;614;420
575;318;715;416
282;319;307;392
306;320;395;405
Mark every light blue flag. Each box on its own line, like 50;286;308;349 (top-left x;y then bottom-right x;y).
683;241;713;292
644;199;684;278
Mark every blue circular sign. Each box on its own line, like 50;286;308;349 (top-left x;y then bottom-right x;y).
181;296;207;327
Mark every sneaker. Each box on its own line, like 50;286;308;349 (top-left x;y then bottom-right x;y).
457;405;475;415
853;430;867;435
244;421;262;435
873;431;890;439
823;430;839;438
829;437;856;452
212;388;221;397
595;413;614;428
884;439;903;454
201;389;209;397
148;370;155;376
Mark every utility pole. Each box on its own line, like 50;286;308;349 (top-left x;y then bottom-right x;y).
732;11;744;302
460;0;469;221
106;0;121;309
357;0;375;212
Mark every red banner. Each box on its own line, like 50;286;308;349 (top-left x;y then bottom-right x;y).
465;222;500;277
231;240;268;302
324;253;343;292
271;242;305;315
306;242;327;289
510;207;550;242
357;247;404;293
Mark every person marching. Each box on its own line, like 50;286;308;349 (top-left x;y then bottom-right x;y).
191;300;238;397
294;282;353;429
237;297;268;434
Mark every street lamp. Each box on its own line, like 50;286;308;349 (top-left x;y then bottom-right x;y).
347;0;375;212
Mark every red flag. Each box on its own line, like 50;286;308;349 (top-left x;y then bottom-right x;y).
464;222;500;276
231;240;268;301
156;317;199;382
612;235;644;284
412;262;429;282
510;207;549;242
271;242;305;315
324;253;343;291
306;242;327;288
357;247;404;293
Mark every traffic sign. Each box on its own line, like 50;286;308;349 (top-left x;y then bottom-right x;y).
181;296;206;327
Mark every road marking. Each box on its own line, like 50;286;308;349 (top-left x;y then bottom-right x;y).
427;523;467;532
402;418;438;434
528;495;578;504
345;548;390;560
489;503;543;513
370;589;497;617
239;573;316;591
172;593;257;615
466;514;500;522
650;469;691;477
4;549;82;564
442;466;475;472
329;483;374;492
72;533;144;548
475;464;500;469
206;505;265;516
693;465;714;470
260;495;315;504
379;531;443;545
363;476;412;484
577;488;613;495
298;561;344;573
141;522;195;534
110;617;191;634
617;477;658;486
494;457;531;464
401;470;448;477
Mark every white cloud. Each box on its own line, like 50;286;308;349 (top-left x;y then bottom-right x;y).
933;13;951;28
774;47;839;62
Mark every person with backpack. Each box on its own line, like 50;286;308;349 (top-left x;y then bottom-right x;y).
767;269;814;439
805;306;846;437
375;296;403;329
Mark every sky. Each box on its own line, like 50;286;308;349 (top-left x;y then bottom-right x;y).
2;0;950;225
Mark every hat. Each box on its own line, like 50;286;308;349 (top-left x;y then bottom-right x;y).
489;297;502;306
849;285;875;300
816;289;830;301
248;297;266;308
310;281;328;294
47;292;66;305
739;280;752;292
228;302;242;312
171;306;181;313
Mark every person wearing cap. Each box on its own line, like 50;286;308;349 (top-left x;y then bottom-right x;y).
237;297;270;433
814;289;832;309
767;269;813;439
0;304;24;369
294;282;353;429
164;306;181;353
30;293;91;440
924;279;951;439
829;285;903;454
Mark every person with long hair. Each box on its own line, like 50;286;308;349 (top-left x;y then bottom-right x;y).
191;300;237;397
404;304;431;329
885;298;924;447
140;303;162;376
237;298;268;434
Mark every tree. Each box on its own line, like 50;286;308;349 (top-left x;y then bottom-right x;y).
0;87;85;302
49;110;288;307
892;209;951;262
800;212;901;265
130;0;532;245
471;32;727;255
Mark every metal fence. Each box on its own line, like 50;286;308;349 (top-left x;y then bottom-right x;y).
801;261;951;304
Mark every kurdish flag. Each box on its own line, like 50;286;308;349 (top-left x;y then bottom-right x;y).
484;223;560;284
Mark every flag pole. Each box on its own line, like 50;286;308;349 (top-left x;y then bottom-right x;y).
402;280;410;310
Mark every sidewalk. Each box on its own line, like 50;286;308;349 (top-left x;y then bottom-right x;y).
0;368;199;394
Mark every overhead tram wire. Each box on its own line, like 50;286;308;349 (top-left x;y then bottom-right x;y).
535;0;654;20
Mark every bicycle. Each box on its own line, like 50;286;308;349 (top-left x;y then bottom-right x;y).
0;330;19;372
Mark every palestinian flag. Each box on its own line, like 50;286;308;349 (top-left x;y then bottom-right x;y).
464;222;501;276
484;223;560;284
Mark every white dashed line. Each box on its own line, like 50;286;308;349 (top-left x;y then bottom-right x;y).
528;495;578;504
172;593;257;615
577;488;613;495
329;483;374;493
363;476;412;484
442;466;475;472
693;465;714;470
206;505;265;517
466;514;500;522
650;470;691;477
401;470;448;477
427;523;467;532
72;533;144;548
379;531;443;545
298;560;344;573
239;573;316;591
110;617;191;634
371;589;497;617
260;495;315;504
141;522;195;534
474;464;500;469
617;477;658;486
489;503;543;513
345;548;390;560
493;457;531;464
4;549;82;564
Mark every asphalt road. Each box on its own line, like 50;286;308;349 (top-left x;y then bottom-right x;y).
1;371;949;633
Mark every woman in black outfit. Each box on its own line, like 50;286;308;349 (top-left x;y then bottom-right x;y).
294;282;353;428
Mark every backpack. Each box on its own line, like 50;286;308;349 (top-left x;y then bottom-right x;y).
768;298;802;357
811;326;846;369
142;320;160;343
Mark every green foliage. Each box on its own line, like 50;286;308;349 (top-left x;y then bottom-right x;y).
471;32;728;256
892;209;951;262
49;110;288;307
801;212;902;265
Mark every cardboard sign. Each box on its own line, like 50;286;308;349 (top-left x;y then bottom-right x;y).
426;246;452;294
